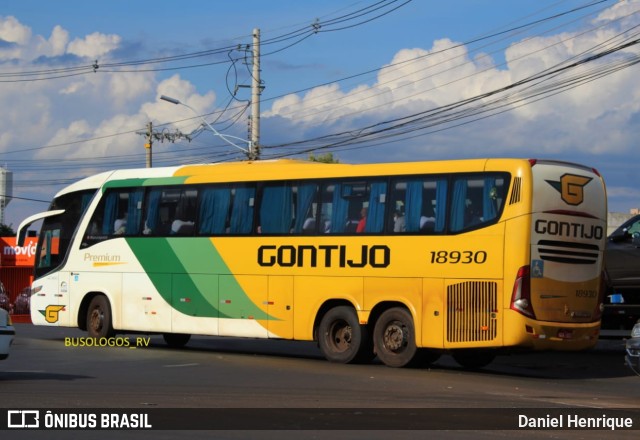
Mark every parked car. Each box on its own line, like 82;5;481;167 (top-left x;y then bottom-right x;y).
0;282;10;313
13;287;31;315
626;319;640;375
0;308;15;360
603;214;640;332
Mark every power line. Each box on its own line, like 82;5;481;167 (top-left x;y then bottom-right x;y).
263;30;640;158
1;2;632;182
2;0;613;161
0;1;411;82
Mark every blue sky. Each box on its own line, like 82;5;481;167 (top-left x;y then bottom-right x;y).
0;0;639;227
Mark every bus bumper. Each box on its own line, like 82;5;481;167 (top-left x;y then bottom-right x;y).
504;313;600;351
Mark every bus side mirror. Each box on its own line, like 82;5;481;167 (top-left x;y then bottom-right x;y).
16;227;26;247
609;228;630;243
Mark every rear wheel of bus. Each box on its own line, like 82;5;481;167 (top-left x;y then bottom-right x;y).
317;306;373;364
373;307;418;368
86;295;114;339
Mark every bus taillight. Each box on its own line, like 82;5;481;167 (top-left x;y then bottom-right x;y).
511;265;536;319
593;270;607;321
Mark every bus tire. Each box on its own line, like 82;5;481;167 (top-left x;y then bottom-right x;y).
452;349;495;369
373;307;417;368
163;333;191;348
318;306;372;364
86;295;114;339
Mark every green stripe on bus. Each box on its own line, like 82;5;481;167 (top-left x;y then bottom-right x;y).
126;237;271;320
103;176;189;190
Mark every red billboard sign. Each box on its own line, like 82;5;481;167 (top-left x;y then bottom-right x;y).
0;237;38;266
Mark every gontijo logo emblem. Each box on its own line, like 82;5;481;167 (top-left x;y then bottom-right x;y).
40;305;66;323
546;173;592;206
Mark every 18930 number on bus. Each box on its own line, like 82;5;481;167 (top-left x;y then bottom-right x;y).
430;250;487;264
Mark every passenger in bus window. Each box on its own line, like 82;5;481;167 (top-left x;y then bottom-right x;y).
171;219;194;234
302;217;316;234
114;212;127;235
322;217;331;233
420;208;436;233
171;196;196;235
465;199;482;227
393;210;405;232
356;207;367;233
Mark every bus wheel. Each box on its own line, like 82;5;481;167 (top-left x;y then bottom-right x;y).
163;333;191;348
373;307;417;368
86;295;114;338
452;350;495;369
318;306;371;364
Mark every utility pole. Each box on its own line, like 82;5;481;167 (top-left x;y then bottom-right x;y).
136;123;191;168
145;122;153;168
250;28;261;161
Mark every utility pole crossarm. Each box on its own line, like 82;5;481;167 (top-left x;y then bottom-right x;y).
136;122;192;168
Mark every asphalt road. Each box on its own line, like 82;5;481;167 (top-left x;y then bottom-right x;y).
1;323;638;439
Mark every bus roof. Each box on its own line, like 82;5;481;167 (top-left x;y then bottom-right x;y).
53;157;599;196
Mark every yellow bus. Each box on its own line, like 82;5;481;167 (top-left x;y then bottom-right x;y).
18;158;607;368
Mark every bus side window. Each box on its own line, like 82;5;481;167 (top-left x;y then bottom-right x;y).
321;180;385;234
390;178;446;234
229;185;255;234
170;189;197;235
84;188;142;243
292;183;319;234
198;186;231;235
259;183;293;234
450;175;506;232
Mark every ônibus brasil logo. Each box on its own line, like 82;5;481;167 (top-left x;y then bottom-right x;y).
546;173;592;206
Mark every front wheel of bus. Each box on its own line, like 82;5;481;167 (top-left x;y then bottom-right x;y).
86;295;114;339
373;307;417;368
318;306;372;364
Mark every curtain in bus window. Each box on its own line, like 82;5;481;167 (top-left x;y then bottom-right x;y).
365;182;386;233
81;192;93;213
293;183;317;233
330;184;349;233
230;186;255;234
145;189;162;234
405;180;423;232
260;184;293;233
483;177;497;221
199;187;231;235
102;192;118;235
435;179;447;232
451;179;468;232
125;189;144;235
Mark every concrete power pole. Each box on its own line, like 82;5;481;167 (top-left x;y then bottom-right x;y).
250;28;261;160
137;122;191;168
145;121;153;168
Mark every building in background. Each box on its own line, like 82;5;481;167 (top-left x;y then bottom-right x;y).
0;167;12;226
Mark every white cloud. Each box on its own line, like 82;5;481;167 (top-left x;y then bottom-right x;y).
0;16;32;59
0;15;31;45
67;32;121;58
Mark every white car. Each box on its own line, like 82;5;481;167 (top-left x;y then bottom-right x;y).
626;319;640;375
0;308;15;360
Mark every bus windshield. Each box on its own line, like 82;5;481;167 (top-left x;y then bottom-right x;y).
35;190;95;279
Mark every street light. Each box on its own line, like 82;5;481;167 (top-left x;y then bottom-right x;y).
160;95;253;159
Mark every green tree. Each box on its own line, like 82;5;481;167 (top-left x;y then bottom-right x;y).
308;153;339;164
0;223;15;236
